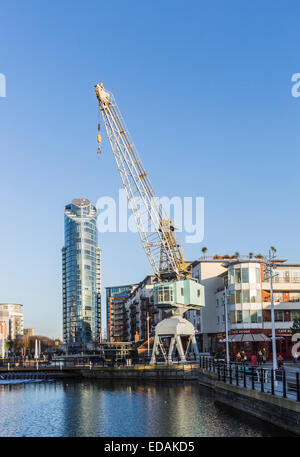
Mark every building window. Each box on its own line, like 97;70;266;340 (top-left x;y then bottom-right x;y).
256;268;261;283
236;310;243;324
250;289;261;303
230;291;235;305
250;310;257;323
243;310;251;323
242;289;250;303
290;292;300;302
231;311;236;324
242;268;249;283
275;311;284;322
274;292;283;303
234;269;241;284
235;290;242;304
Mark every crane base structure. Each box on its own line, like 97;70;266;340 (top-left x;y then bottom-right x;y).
150;315;200;365
150;279;205;364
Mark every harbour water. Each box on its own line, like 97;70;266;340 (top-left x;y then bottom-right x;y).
0;379;290;437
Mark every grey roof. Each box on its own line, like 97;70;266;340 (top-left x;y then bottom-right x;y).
71;198;90;207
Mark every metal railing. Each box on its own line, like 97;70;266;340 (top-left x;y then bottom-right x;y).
199;356;300;402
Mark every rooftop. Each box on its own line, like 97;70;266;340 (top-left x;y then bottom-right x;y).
71;198;90;207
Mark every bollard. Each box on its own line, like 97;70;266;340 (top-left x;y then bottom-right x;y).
7;363;10;371
282;370;287;398
251;368;255;390
236;365;239;386
271;369;275;395
260;368;264;392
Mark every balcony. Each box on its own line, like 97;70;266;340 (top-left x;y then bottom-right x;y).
273;277;300;283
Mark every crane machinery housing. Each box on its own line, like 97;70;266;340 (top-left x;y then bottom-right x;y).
94;82;205;364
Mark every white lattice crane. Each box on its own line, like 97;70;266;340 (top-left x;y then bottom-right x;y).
94;82;205;364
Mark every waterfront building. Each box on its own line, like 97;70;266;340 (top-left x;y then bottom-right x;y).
0;303;24;340
124;275;163;343
186;257;300;359
106;284;137;342
62;198;101;347
24;328;34;337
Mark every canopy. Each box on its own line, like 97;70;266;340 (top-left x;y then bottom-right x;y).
219;333;271;343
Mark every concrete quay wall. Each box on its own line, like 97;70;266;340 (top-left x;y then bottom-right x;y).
198;369;300;436
81;365;199;381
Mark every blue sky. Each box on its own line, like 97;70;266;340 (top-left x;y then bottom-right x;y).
0;0;300;338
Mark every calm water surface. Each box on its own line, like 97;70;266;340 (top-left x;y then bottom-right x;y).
0;380;289;437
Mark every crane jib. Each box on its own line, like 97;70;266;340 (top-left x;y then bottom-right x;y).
94;82;191;283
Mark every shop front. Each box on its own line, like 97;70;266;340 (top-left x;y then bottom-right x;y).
216;328;293;361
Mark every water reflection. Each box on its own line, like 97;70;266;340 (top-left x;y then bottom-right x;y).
0;380;290;437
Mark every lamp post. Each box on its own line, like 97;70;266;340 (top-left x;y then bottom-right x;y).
264;248;278;372
1;335;4;359
224;287;230;364
146;312;150;359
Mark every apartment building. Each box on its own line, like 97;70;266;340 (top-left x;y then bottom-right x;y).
62;198;101;346
106;284;137;342
0;303;24;340
124;275;164;343
186;257;300;359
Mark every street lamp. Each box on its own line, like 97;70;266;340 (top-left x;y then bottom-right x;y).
263;248;278;372
146;312;150;359
224;287;230;364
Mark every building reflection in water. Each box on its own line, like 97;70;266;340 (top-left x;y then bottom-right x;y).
0;380;289;437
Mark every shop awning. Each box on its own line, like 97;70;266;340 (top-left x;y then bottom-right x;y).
219;333;271;343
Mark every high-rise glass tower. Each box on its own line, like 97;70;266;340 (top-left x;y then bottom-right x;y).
62;198;101;346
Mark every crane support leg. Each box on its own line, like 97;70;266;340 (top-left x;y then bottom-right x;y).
175;335;186;364
150;335;159;365
167;337;176;364
191;335;200;362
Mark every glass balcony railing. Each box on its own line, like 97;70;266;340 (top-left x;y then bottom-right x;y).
267;277;300;283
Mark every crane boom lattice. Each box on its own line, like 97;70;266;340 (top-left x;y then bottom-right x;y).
95;83;188;281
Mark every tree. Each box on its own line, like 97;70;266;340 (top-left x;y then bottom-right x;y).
270;246;277;256
291;314;300;335
5;340;13;351
249;252;254;259
201;247;207;258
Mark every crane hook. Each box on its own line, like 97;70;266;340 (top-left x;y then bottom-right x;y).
97;122;102;155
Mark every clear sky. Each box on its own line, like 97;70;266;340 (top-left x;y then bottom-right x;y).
1;0;300;338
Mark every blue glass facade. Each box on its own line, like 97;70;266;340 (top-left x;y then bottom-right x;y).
62;198;101;345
